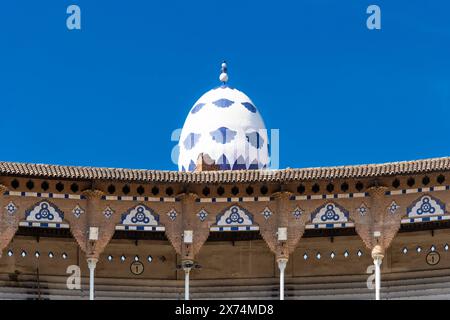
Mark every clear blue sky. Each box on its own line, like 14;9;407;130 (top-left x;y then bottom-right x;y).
1;1;449;170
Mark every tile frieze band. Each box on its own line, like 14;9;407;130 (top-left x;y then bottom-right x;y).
3;185;450;203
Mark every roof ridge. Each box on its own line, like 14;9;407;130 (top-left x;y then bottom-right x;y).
0;156;448;182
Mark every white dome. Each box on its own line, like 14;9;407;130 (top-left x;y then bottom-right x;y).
178;83;269;171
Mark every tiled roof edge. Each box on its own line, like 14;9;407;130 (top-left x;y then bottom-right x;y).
0;156;449;183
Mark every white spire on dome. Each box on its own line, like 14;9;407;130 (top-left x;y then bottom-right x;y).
219;61;228;83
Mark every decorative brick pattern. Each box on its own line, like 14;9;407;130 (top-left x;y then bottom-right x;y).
351;186;402;252
2;168;450;266
257;192;309;260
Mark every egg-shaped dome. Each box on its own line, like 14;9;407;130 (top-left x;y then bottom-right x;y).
178;64;269;171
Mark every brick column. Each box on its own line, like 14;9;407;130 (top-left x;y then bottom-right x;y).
82;189;116;259
0;185;18;258
163;193;211;262
162;192;210;300
258;191;308;260
257;191;309;300
352;186;402;253
180;193;198;262
352;186;402;300
75;189;117;300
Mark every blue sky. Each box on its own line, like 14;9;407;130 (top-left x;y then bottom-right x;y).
1;1;449;170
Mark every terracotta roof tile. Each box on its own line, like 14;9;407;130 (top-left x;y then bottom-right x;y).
0;157;449;184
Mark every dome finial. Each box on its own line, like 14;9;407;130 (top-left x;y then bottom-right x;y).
219;61;228;84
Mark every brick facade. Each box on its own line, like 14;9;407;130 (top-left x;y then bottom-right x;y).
0;159;449;269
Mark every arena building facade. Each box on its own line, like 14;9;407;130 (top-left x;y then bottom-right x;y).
1;64;450;300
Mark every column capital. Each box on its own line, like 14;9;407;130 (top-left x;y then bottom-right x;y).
371;245;385;261
87;257;98;269
182;259;194;272
277;257;288;270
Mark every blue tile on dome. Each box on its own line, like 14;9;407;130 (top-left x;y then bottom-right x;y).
188;160;196;171
241;102;257;113
191;103;205;114
210;127;237;144
248;160;259;170
217;154;231;170
219;163;231;170
213;98;234;108
232;156;247;170
246;131;264;149
183;132;201;150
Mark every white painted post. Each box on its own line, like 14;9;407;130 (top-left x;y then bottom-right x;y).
87;258;98;301
183;265;191;300
277;258;288;300
374;256;382;300
371;244;384;301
